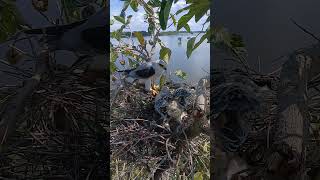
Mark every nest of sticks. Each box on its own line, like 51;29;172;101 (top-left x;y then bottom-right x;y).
0;70;108;179
211;68;320;177
110;80;210;179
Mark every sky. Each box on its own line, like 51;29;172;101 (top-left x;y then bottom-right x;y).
110;0;209;31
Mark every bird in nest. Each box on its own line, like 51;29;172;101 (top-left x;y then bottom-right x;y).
212;71;262;153
118;60;167;96
154;86;196;132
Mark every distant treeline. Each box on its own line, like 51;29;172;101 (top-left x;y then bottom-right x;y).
121;31;205;37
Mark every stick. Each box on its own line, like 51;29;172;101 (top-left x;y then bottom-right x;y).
290;18;320;42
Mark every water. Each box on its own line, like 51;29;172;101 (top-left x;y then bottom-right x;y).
112;34;210;85
213;0;320;73
0;1;210;86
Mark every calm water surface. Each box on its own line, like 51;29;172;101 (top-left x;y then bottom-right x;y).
113;34;210;85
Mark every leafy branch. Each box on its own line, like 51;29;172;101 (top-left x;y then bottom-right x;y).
111;0;172;75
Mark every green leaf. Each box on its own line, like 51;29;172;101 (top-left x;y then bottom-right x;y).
111;30;121;41
183;23;191;33
159;75;166;89
175;5;190;15
130;0;139;12
192;0;210;22
204;16;210;24
230;33;245;48
159;47;172;63
194;6;209;22
175;69;187;80
186;0;197;3
114;16;126;24
110;50;118;62
187;37;196;58
110;62;117;74
193;31;210;50
128;58;139;68
170;14;176;27
133;31;145;46
194;171;203;180
0;1;22;43
177;12;193;31
159;0;174;30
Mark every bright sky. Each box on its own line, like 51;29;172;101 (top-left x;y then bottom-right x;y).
110;0;209;31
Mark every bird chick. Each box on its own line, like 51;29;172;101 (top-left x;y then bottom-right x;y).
167;100;185;134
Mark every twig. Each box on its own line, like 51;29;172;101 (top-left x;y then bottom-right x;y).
290;18;320;42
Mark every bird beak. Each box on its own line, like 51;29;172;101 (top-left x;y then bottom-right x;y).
159;64;167;70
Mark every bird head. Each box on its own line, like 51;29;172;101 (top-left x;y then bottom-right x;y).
154;59;167;71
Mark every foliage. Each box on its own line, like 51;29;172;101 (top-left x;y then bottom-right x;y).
110;0;212;79
111;0;168;74
175;69;187;80
60;0;106;23
211;26;249;69
164;0;210;58
0;0;23;43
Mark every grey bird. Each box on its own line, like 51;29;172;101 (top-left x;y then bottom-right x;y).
23;6;107;67
118;60;167;92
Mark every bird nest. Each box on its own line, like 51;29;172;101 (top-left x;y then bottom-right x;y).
110;80;210;179
0;71;108;179
211;68;320;177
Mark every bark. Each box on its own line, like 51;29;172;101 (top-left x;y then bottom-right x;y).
0;50;49;145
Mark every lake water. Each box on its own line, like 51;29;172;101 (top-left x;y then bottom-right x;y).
213;0;320;73
112;34;210;85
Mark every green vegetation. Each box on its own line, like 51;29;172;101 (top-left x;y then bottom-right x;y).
110;0;211;78
0;0;23;43
119;30;205;37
